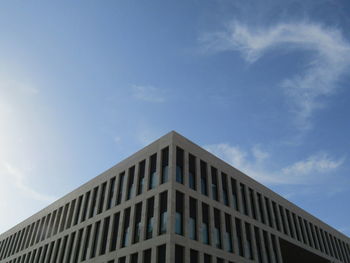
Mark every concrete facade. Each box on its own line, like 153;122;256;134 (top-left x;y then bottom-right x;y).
0;131;349;263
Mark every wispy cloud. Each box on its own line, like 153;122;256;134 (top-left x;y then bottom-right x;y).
131;85;165;103
205;143;344;185
0;161;56;203
201;22;350;130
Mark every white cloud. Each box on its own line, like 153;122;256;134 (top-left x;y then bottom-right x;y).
131;85;165;103
205;143;344;185
0;161;56;203
202;22;350;130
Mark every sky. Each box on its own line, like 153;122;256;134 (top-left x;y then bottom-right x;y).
1;0;350;236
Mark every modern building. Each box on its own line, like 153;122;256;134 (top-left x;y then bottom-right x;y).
0;131;349;263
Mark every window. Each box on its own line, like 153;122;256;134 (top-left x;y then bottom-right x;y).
175;244;184;263
224;213;233;253
106;177;116;210
149;153;157;189
73;229;83;262
159;191;168;235
121;208;131;247
133;202;142;243
217;258;224;263
157;244;166;263
254;227;263;263
221;173;229;206
189;154;196;190
204;254;211;263
89;187;98;218
118;256;126;263
137;160;146;195
263;231;272;263
100;217;110;255
265;197;273;227
292;213;301;242
116;172;125;205
81;191;90;222
235;218;244;257
200;161;208;196
145;197;155;239
245;223;254;259
214;209;222;249
175;191;184;235
74;195;83;225
190;249;198;263
144;249;152;263
130;253;138;263
90;221;100;258
126;166;135;200
285;210;295;238
271;234;280;263
240;184;248;216
249;188;257;219
202;203;210;245
211;167;219;201
257;193;265;224
189;198;197;240
231;178;239;211
110;212;120;252
161;147;169;184
81;225;91;261
272;201;281;232
60;204;69;232
98;182;107;214
279;205;288;235
176;147;184;184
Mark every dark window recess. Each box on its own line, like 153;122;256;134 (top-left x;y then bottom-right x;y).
235;218;244;257
292;213;301;242
279;205;288;235
231;178;239;211
149;153;157;189
200;161;208;196
190;249;198;263
106;177;116;210
245;223;254;260
133;202;143;244
81;191;90;222
285;210;295;238
66;232;76;263
249;189;257;219
100;216;110;255
98;182;107;214
257;193;266;224
121;208;131;247
189;197;197;240
254;227;263;263
130;253;138;263
221;173;229;206
74;195;83;225
189;154;196;190
54;208;62;235
272;202;281;232
143;249;152;263
176;147;184;184
175;244;184;263
263;231;272;263
211;167;219;201
265;197;273;227
202;203;210;245
214;209;222;249
204;254;211;263
137;160;146;195
116;172;125;205
110;213;120;252
89;187;99;218
157;244;166;263
90;221;101;258
60;203;69;232
175;191;184;235
126;166;136;200
217;258;224;263
59;235;68;263
161;147;169;184
118;256;126;263
73;229;84;262
271;234;280;263
159;191;168;235
240;184;249;216
145;197;155;239
224;213;233;253
298;216;307;244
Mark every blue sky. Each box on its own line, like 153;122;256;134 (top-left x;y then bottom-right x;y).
1;0;350;236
